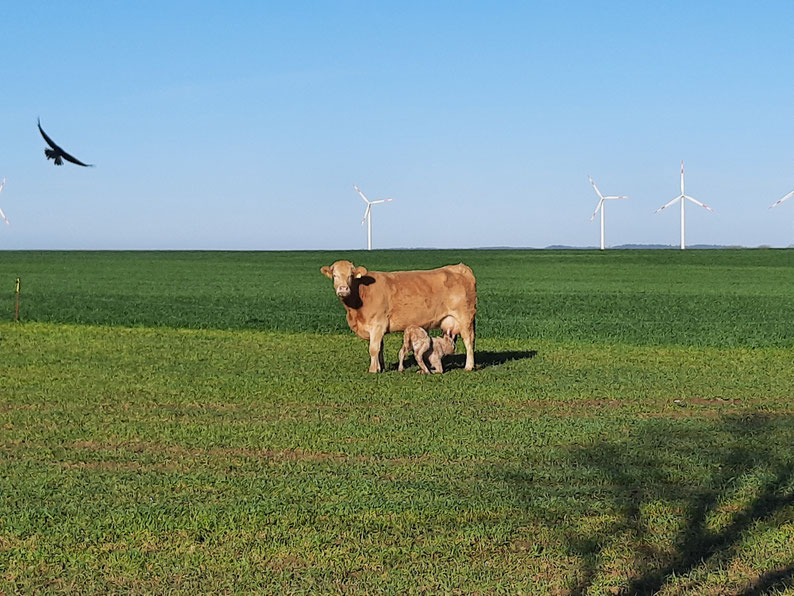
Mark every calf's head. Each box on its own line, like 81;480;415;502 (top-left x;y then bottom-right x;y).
321;260;368;298
438;332;457;355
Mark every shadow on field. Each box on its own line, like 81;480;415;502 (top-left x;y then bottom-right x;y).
503;414;794;594
447;350;538;370
390;350;537;372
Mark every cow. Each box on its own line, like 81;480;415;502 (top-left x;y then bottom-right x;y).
398;325;457;374
320;260;476;373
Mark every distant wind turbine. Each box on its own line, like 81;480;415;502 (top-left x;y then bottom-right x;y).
654;161;714;250
0;178;9;227
770;188;794;244
769;189;794;210
354;185;393;250
588;176;628;250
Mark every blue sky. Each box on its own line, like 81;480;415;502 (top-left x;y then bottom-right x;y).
2;1;794;249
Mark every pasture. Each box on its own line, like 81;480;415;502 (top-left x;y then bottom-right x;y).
1;249;793;594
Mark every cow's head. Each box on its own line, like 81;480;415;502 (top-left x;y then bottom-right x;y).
321;260;368;298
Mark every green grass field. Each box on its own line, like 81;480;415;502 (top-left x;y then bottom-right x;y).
1;249;793;594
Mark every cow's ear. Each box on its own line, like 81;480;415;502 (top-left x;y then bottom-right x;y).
354;266;368;279
321;265;333;278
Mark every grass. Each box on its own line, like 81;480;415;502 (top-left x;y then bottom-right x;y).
1;249;793;594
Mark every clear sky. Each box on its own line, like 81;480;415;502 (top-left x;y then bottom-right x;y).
3;1;794;250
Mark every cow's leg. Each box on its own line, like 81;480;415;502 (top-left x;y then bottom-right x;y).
368;328;385;373
461;319;475;371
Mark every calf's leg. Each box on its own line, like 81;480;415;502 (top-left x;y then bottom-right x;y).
397;340;409;372
428;351;444;374
413;338;432;374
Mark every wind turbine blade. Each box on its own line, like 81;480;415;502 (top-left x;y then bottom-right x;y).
685;195;715;212
588;176;605;200
770;189;794;208
603;195;629;200
655;196;682;214
680;161;685;195
589;199;604;222
370;198;393;205
353;185;371;204
0;178;8;225
361;205;371;226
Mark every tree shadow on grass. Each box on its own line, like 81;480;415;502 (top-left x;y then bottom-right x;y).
741;566;794;595
503;414;794;594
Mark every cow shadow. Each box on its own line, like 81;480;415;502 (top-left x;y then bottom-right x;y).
501;414;794;594
445;349;537;371
390;350;536;372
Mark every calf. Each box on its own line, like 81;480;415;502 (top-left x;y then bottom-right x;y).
398;325;457;374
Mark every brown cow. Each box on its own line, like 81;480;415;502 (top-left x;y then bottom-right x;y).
320;260;476;373
398;325;457;374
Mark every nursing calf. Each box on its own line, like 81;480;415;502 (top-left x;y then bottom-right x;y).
320;260;476;373
398;325;456;374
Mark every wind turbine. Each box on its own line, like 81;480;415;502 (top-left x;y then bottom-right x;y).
354;185;392;250
654;161;714;250
588;176;628;250
0;178;9;227
769;189;794;210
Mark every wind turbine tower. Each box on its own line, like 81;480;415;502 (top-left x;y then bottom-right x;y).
588;176;628;250
354;185;393;251
654;161;714;250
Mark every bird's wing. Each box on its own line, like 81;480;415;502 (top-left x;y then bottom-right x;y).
60;150;94;167
37;119;61;151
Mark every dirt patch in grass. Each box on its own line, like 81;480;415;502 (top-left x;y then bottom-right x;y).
67;439;465;468
71;439;353;463
59;460;182;473
687;397;743;406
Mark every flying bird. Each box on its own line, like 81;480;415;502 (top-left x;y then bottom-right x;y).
37;119;94;167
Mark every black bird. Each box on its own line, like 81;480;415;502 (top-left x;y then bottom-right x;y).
37;119;94;167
